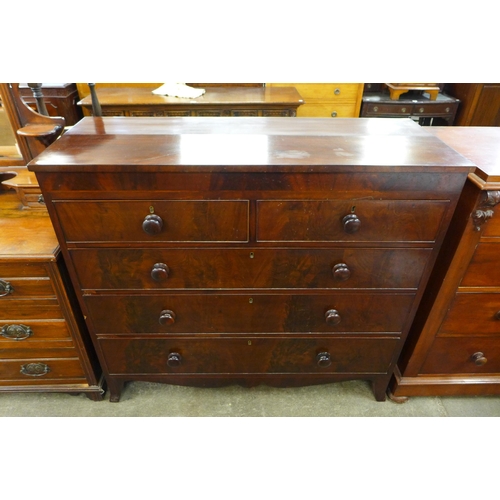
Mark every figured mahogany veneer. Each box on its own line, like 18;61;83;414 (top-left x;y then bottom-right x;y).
28;117;473;402
390;127;500;399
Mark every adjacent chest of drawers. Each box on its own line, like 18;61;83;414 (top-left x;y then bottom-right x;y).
0;191;104;399
390;127;500;398
29;117;472;402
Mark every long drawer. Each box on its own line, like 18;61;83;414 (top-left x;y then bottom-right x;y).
99;336;400;375
84;292;415;335
0;298;64;320
256;200;449;242
1;320;72;341
70;247;431;291
420;336;500;374
0;277;54;298
53;200;249;243
0;357;87;382
438;293;500;336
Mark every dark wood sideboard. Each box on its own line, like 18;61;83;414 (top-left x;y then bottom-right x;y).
28;117;473;402
390;127;500;399
78;86;304;117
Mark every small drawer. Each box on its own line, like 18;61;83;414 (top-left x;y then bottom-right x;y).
70;247;431;291
297;103;358;118
0;298;64;321
412;103;455;115
0;320;72;342
0;262;49;278
461;243;500;287
290;84;360;101
256;200;449;243
420;337;500;374
0;357;87;382
84;292;414;335
363;103;412;116
439;293;500;336
99;336;400;376
0;277;54;298
53;200;249;243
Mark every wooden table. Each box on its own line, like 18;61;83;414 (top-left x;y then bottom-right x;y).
78;86;304;117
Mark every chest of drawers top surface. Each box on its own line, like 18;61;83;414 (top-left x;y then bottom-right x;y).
28;117;473;173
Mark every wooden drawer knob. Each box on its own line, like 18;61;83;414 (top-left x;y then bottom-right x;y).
167;352;182;367
316;351;332;367
332;263;351;281
151;263;170;281
1;324;33;340
495;311;500;321
325;309;341;326
471;352;487;366
142;214;163;235
342;213;361;234
159;309;176;325
0;279;14;297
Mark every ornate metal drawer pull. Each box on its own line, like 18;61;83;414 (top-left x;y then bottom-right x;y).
1;324;33;340
0;279;14;297
20;363;50;376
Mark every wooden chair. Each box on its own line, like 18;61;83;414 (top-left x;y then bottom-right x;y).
0;83;65;162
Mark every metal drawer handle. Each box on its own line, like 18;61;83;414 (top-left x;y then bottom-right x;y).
471;352;487;366
334;88;341;95
331;111;338;117
0;279;14;297
373;106;378;112
1;324;33;340
20;362;50;376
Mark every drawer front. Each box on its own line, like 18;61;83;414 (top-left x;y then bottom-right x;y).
100;336;399;375
0;357;86;382
297;103;358;118
439;293;500;336
461;243;500;287
288;84;360;101
70;247;431;291
0;320;71;342
482;212;500;238
412;103;456;116
85;293;414;334
363;103;412;116
257;200;448;242
0;277;54;298
53;200;249;243
0;298;64;320
420;337;500;374
0;262;49;278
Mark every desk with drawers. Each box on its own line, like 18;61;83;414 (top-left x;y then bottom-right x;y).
29;117;473;402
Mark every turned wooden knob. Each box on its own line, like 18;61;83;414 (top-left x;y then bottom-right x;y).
142;214;163;235
159;309;176;325
471;352;487;366
325;309;341;326
495;311;500;321
316;351;332;367
342;213;361;234
332;263;351;281
151;263;170;281
167;352;182;367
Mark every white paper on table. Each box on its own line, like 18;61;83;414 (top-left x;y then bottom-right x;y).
152;83;206;99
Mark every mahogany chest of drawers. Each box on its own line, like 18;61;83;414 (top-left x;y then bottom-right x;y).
0;190;103;399
390;127;500;398
29;117;472;402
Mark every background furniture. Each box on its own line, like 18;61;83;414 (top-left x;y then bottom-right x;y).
267;83;363;117
389;127;500;399
360;90;459;125
29;117;472;402
77;85;304;117
19;83;83;126
0;183;104;399
444;83;500;126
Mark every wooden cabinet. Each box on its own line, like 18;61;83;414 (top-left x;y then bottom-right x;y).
445;84;500;126
389;127;500;399
267;84;363;117
29;117;472;402
0;190;104;399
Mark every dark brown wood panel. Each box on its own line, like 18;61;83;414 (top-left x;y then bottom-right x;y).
53;200;249;243
461;244;500;286
84;293;414;335
70;247;431;291
257;200;449;242
100;336;400;375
